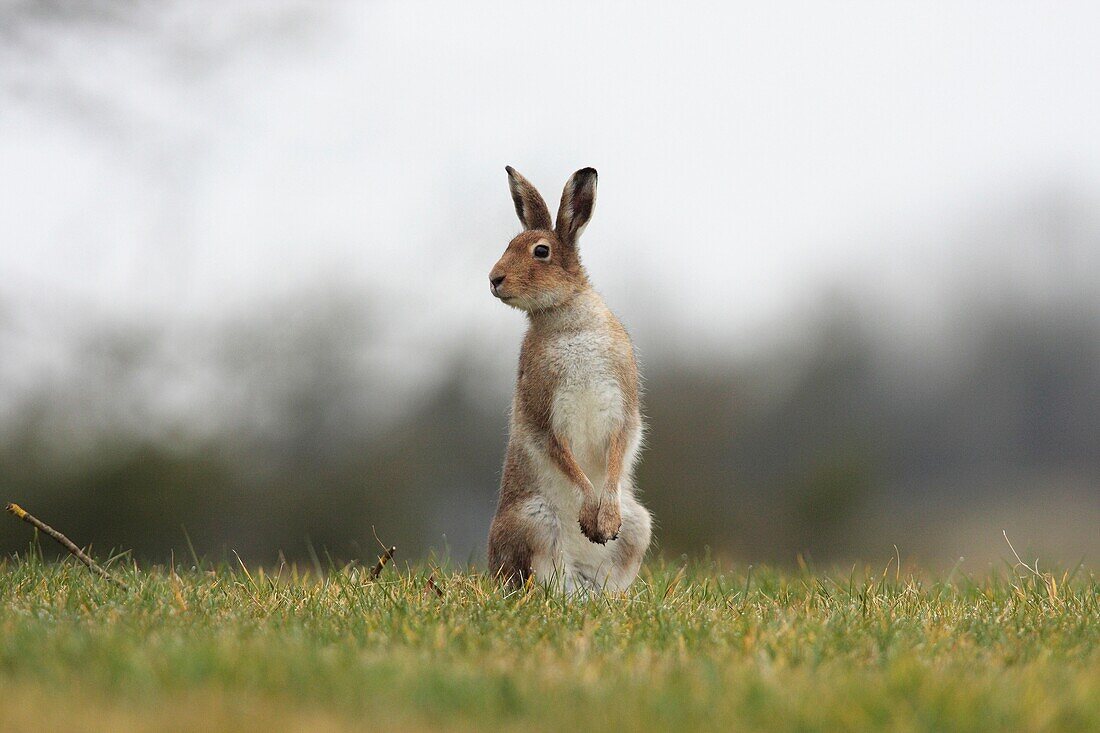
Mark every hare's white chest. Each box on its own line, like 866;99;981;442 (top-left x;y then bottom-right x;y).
548;328;624;474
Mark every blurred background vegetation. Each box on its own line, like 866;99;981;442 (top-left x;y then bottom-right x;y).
1;1;1097;569
3;265;1098;567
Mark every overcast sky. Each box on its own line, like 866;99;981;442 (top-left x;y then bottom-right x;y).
3;0;1100;363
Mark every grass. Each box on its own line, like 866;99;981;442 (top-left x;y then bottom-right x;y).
0;549;1097;732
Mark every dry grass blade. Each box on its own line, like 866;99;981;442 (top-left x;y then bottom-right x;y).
662;565;687;601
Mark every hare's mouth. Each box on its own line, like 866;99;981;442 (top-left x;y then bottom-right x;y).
494;292;520;306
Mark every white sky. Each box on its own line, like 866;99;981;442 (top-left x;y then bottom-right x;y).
3;1;1100;363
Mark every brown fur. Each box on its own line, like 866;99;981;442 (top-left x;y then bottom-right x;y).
487;445;537;587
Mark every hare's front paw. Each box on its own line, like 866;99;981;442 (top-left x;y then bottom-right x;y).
579;496;621;545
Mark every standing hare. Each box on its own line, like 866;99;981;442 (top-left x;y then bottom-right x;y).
487;166;652;592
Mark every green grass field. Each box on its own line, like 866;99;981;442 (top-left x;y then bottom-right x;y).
1;551;1097;732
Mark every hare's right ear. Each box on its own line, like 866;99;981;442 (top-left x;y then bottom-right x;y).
506;166;553;231
555;167;597;247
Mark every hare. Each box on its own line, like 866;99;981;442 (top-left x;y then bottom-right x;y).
487;166;652;593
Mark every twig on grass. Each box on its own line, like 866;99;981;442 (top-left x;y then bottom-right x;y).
426;573;444;598
370;544;397;579
369;525;397;580
6;502;129;590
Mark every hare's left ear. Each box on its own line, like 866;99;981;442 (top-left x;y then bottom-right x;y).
555;167;597;246
506;166;553;231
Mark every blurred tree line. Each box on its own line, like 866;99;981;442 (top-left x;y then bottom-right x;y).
2;275;1097;567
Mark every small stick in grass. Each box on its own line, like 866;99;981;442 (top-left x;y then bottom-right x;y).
370;545;396;579
6;502;129;589
368;525;396;580
426;573;444;598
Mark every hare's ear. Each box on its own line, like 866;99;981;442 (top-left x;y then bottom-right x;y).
555;168;597;247
506;166;553;231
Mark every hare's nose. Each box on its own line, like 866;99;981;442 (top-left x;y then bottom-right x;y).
490;275;506;288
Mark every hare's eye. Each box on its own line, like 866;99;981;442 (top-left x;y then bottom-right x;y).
533;244;550;260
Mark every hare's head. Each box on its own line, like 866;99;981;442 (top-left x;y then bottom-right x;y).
489;166;597;312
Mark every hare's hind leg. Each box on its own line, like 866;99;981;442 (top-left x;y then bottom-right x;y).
488;515;533;589
605;491;652;591
488;493;561;590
